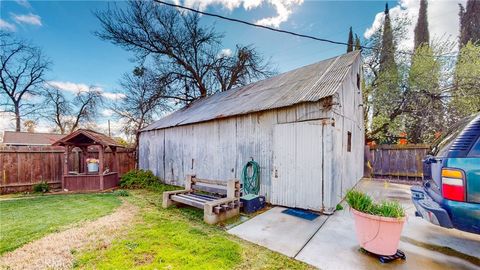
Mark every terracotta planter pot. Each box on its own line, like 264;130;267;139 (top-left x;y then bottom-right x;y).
351;208;406;256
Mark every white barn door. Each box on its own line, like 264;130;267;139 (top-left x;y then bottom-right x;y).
271;120;324;211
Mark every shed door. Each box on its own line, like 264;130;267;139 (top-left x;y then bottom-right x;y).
271;120;324;211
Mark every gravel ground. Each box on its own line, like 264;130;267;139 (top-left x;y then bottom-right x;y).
0;200;138;270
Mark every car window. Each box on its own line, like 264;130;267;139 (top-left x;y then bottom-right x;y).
468;137;480;157
432;115;476;157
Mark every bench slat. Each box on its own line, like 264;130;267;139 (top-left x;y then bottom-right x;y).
192;178;231;186
192;184;227;195
180;194;210;203
189;193;217;201
171;195;204;209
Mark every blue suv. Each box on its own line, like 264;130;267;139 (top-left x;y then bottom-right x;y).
411;113;480;234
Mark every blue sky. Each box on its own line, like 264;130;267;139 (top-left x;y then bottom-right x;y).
0;0;464;134
0;1;397;94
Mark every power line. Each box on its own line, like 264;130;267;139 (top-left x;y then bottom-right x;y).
154;0;371;49
153;0;460;59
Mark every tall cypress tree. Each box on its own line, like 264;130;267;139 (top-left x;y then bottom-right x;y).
370;3;401;143
408;0;445;143
459;0;480;47
414;0;429;50
379;3;396;73
354;34;361;50
347;27;354;52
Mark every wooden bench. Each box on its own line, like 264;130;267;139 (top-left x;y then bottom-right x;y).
162;175;241;224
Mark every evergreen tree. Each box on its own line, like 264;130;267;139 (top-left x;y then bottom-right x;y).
459;0;480;47
370;3;402;143
354;34;361;50
452;42;480;119
379;3;396;73
407;45;443;144
414;0;429;50
405;0;444;143
347;27;354;52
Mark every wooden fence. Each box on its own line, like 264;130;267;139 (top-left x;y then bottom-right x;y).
364;144;430;181
0;146;135;193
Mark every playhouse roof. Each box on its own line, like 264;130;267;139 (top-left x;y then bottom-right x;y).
52;129;121;148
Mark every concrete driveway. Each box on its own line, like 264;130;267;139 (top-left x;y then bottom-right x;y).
228;179;480;270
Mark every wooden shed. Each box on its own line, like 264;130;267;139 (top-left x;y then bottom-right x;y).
139;51;364;213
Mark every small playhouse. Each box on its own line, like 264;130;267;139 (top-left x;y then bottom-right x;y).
139;51;364;213
53;129;122;192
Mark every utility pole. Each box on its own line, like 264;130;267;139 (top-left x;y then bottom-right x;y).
108;120;111;137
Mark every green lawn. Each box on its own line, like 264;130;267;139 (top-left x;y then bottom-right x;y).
0;193;122;254
75;189;313;270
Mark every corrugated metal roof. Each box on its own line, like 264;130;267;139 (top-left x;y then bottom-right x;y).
142;51;360;131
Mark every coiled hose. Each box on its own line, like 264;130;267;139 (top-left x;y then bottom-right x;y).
241;160;260;195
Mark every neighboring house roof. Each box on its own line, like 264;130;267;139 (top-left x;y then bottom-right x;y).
2;131;65;146
142;50;361;132
52;129;121;148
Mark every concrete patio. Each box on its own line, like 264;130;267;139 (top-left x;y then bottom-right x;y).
228;179;480;269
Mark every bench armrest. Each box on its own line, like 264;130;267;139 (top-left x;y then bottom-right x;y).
204;197;240;215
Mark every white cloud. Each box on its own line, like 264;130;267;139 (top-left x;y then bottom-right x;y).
364;0;467;50
218;48;232;57
0;19;16;32
46;81;125;101
0;113;52;134
47;81;94;93
15;0;31;8
101;92;126;101
101;109;115;117
96;119;128;139
0;112;16;133
243;0;262;10
179;0;303;28
12;13;42;26
183;0;243;11
255;0;303;28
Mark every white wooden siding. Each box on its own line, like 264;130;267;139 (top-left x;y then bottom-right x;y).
139;56;364;211
271;120;325;210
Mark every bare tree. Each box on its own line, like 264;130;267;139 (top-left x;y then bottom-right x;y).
110;69;170;145
95;0;274;103
42;86;103;134
213;45;274;92
0;33;50;131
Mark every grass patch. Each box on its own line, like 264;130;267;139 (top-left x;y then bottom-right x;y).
74;189;312;270
0;193;122;254
345;189;405;218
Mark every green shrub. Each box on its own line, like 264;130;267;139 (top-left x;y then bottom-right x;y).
113;189;130;197
119;169;160;189
32;181;50;193
345;189;405;218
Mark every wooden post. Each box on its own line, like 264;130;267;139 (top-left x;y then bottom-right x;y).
63;145;69;190
98;145;104;190
80;146;88;173
112;146;119;174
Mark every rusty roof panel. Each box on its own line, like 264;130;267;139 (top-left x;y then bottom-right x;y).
143;51;360;131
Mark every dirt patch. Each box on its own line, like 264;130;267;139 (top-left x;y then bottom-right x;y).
0;200;138;270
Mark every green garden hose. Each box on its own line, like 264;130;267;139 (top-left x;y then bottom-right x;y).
241;160;260;195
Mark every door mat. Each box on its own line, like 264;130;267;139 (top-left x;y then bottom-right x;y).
282;208;319;221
